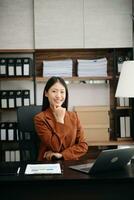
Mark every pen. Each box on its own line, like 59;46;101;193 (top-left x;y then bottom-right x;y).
17;167;20;175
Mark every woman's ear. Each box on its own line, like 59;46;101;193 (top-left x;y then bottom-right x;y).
45;91;48;97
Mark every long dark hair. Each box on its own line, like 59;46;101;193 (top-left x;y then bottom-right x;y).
42;76;68;111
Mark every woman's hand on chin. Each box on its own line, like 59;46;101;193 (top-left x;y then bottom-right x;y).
53;105;66;124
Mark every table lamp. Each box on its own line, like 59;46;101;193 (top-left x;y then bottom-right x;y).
115;61;134;98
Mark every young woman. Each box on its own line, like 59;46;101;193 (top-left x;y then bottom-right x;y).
34;76;88;161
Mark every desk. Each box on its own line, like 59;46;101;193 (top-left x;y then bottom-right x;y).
0;160;134;200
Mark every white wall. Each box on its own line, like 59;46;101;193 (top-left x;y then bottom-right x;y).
34;0;84;48
0;0;132;49
36;82;110;111
84;0;132;48
34;0;133;48
0;0;34;49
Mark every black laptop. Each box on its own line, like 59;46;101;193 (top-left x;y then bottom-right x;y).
69;147;134;175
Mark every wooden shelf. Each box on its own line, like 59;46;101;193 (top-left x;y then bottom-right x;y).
0;77;33;81
88;140;134;146
0;108;16;112
0;49;34;53
116;106;132;110
36;76;113;83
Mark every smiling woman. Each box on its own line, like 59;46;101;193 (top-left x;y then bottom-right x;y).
34;76;88;161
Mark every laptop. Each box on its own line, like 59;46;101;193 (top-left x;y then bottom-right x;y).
69;147;134;175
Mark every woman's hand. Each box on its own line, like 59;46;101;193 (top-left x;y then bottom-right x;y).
43;150;53;160
51;152;63;160
53;106;66;124
44;151;63;160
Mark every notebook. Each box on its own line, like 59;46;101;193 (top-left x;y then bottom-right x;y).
69;147;134;175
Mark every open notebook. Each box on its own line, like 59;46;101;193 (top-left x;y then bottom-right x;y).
69;147;134;175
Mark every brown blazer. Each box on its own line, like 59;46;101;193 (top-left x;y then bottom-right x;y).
34;108;88;160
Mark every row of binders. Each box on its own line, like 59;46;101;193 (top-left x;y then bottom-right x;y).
0;122;21;161
0;57;32;77
117;97;129;107
0;122;31;141
4;150;20;162
0;122;31;162
0;90;30;108
43;57;107;77
0;122;19;141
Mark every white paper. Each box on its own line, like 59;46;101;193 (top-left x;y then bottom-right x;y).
25;163;61;175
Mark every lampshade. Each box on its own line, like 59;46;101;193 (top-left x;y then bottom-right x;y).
115;61;134;97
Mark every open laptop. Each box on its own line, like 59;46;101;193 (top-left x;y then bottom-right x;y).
69;147;134;175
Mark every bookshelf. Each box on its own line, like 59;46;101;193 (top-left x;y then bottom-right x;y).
0;49;35;162
112;48;134;141
0;47;134;162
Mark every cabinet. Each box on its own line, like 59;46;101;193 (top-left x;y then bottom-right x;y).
34;0;83;48
111;48;134;141
34;0;132;49
0;49;35;162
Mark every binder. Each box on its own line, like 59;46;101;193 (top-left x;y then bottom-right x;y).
22;58;31;76
15;90;22;107
15;150;20;161
7;122;14;141
15;122;19;141
7;58;15;76
15;58;23;76
0;58;7;77
125;116;131;137
118;97;125;106
0;122;7;140
117;56;124;73
124;98;129;107
22;90;30;106
10;151;15;162
8;90;15;108
0;90;8;108
120;117;125;138
5;151;10;162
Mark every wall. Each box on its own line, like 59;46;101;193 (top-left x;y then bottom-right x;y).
34;0;133;48
0;0;34;49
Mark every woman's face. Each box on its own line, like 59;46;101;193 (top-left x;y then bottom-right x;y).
45;82;66;109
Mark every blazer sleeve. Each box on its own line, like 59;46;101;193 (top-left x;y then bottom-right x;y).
61;112;88;160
